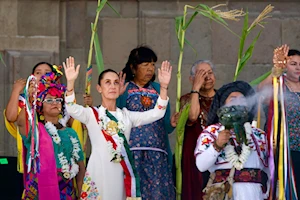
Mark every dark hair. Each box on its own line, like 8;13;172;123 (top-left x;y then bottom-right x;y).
288;49;300;56
32;62;53;74
98;69;119;85
122;46;157;82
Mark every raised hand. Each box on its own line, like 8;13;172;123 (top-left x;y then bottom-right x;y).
63;56;81;82
273;44;289;68
13;78;26;94
119;71;129;95
192;69;207;91
158;61;172;88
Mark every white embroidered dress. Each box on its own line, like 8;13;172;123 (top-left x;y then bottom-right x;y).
194;123;269;200
65;92;169;200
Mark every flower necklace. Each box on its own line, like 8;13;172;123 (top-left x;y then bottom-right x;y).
224;123;252;170
45;122;81;179
98;106;126;163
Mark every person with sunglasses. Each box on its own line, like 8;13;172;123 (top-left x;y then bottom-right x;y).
16;71;85;199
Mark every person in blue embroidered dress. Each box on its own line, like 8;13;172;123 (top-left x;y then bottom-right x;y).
195;81;269;200
117;46;176;200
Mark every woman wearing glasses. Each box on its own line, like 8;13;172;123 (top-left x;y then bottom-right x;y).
16;71;85;199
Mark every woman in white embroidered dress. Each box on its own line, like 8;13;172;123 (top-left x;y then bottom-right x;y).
194;81;269;200
63;56;172;200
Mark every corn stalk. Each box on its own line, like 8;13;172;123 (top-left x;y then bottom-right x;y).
84;0;121;164
174;4;244;200
233;5;273;81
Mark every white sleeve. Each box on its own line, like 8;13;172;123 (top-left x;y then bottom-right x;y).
65;92;91;125
126;96;169;127
194;126;221;172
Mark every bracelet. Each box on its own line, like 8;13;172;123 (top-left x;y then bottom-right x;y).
190;90;200;95
67;88;74;92
213;140;224;152
160;85;168;90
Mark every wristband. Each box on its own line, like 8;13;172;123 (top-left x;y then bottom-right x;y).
190;90;200;95
67;88;74;92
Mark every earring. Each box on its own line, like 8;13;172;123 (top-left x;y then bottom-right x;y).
39;115;45;121
58;114;63;119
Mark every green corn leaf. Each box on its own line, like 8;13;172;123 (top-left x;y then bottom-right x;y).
184;38;198;56
250;70;271;86
196;4;211;11
237;31;262;74
183;11;199;30
238;12;249;58
0;52;7;67
97;0;108;12
93;30;105;75
175;103;191;199
175;16;184;50
106;1;122;17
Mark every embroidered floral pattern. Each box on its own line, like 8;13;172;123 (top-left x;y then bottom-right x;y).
97;106;126;162
195;123;268;167
80;172;101;200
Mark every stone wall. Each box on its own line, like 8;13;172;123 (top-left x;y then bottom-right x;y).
1;0;300;156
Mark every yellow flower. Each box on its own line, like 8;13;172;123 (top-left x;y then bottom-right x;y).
82;183;90;192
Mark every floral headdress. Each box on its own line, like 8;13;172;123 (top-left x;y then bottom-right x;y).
36;65;66;114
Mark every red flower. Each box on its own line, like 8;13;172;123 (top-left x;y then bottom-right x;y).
81;192;88;198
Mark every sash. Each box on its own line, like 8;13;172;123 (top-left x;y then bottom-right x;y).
91;107;141;200
37;122;60;200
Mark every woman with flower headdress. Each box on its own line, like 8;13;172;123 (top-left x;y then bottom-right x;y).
4;62;54;175
16;71;85;199
4;62;90;177
64;56;172;200
194;81;268;200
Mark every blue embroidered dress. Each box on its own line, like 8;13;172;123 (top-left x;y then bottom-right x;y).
117;81;175;200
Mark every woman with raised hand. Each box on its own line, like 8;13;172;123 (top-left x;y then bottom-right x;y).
117;46;176;199
258;44;300;196
64;56;172;200
4;62;54;174
17;71;85;199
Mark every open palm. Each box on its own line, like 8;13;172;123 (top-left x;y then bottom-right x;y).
63;56;80;82
158;61;172;87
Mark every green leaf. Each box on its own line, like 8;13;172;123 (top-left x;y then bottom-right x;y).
175;104;191;165
0;52;7;67
96;0;108;12
250;70;271;86
237;31;262;74
196;4;211;11
183;11;198;30
238;12;249;58
184;38;198;56
106;1;122;17
175;16;184;50
94;31;105;75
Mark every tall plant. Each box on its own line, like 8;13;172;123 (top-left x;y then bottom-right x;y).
233;5;274;81
83;0;121;160
174;4;244;200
